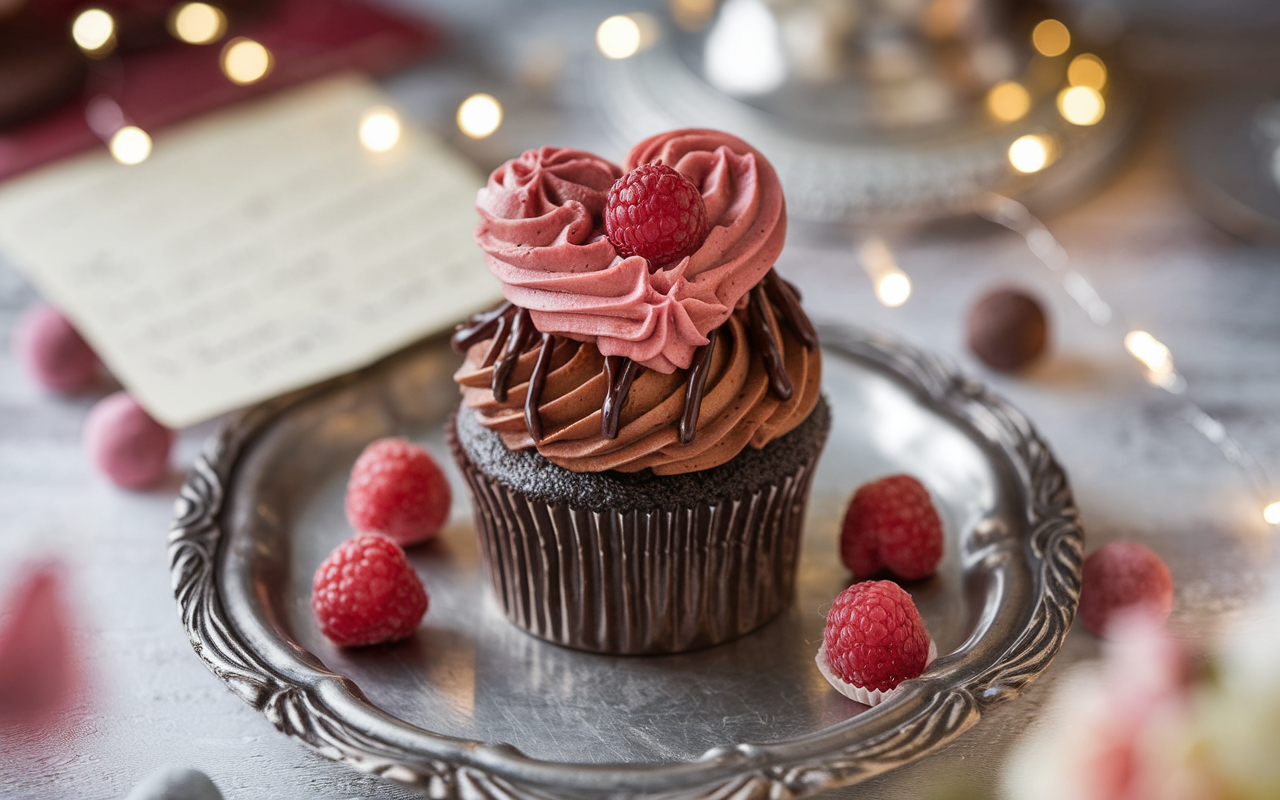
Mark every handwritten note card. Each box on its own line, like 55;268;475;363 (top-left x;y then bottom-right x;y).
0;75;501;427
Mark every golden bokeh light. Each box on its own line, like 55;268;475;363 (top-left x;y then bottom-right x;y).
1124;330;1174;378
71;8;115;55
1264;502;1280;525
597;15;642;59
876;273;912;307
359;107;402;152
1068;53;1107;89
221;38;273;85
169;2;227;45
109;126;152;165
1058;86;1105;126
671;0;716;31
1032;19;1070;57
986;81;1031;123
859;237;912;308
456;93;502;139
1008;134;1054;173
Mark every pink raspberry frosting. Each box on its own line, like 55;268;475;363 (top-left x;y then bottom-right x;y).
474;129;786;373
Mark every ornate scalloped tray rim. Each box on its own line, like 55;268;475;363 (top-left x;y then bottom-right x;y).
167;325;1083;800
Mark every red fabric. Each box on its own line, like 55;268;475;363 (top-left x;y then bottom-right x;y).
0;0;440;182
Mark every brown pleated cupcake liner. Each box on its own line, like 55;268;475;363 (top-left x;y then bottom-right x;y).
448;416;819;655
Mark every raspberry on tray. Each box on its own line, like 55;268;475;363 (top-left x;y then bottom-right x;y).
841;474;944;581
311;533;428;647
816;580;937;707
345;438;451;547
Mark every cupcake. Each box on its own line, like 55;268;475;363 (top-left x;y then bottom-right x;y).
447;129;828;654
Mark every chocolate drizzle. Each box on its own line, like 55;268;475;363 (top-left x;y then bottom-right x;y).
762;271;818;351
679;328;718;444
482;311;512;368
452;301;513;354
452;268;817;448
747;283;793;401
491;308;534;402
601;356;641;440
524;333;555;443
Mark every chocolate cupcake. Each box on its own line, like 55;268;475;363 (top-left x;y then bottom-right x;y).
448;130;828;654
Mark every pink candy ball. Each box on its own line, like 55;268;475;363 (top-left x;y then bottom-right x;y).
13;303;100;393
83;392;174;489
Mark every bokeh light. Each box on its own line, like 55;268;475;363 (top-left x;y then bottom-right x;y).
1264;502;1280;525
671;0;716;31
1032;19;1070;57
1125;330;1173;374
704;0;786;95
457;94;502;139
1058;86;1105;126
1068;53;1107;89
359;107;401;152
597;15;641;59
221;38;272;85
986;81;1030;123
876;273;912;307
169;2;226;45
71;8;115;55
859;237;912;308
109;126;152;165
1008;135;1054;173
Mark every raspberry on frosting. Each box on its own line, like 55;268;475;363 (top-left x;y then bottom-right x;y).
817;580;936;706
473;129;786;374
604;163;709;266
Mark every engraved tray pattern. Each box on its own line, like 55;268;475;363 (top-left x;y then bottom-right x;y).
167;325;1083;799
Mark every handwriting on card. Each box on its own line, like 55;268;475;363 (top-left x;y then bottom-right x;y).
0;76;501;427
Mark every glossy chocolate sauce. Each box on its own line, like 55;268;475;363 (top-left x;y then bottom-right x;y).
452;269;816;446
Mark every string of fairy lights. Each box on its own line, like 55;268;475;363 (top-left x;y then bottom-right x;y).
77;2;1107;170
858;194;1280;530
67;0;508;159
69;2;272;164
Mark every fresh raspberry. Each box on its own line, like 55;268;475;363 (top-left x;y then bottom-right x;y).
824;580;932;692
311;534;428;646
1078;542;1173;637
841;474;943;581
345;438;451;546
604;163;709;266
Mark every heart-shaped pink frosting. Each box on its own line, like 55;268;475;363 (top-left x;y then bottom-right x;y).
474;129;786;373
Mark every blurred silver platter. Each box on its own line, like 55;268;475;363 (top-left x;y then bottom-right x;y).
1179;90;1280;243
167;325;1083;799
596;35;1137;225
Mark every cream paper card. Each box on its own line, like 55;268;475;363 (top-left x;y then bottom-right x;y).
0;75;501;427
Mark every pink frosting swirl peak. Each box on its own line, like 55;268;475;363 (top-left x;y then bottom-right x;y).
473;130;786;373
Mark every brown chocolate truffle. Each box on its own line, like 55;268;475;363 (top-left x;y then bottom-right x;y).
967;287;1048;371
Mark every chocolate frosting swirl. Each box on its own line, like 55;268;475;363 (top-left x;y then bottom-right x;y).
455;296;821;476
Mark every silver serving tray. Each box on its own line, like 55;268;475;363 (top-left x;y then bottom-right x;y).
168;325;1082;799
